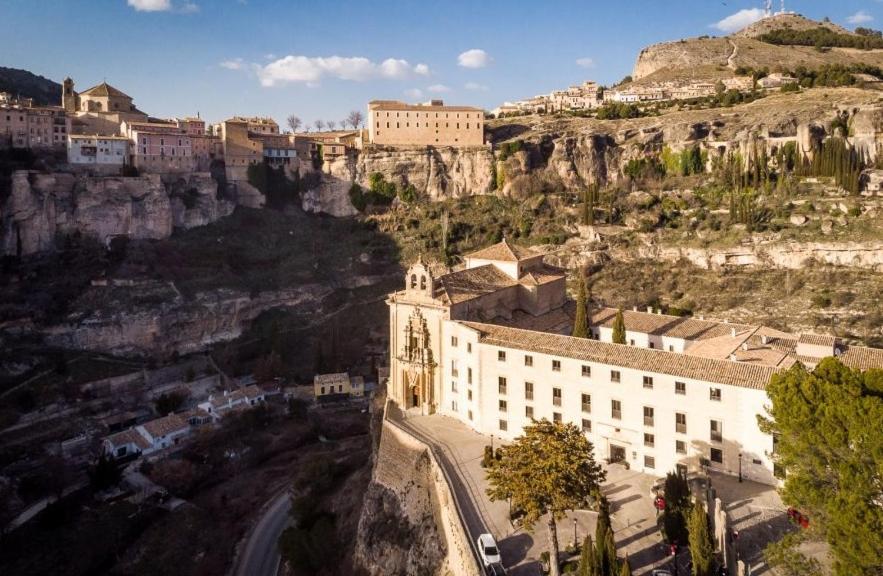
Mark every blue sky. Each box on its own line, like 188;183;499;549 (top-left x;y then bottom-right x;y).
1;0;879;127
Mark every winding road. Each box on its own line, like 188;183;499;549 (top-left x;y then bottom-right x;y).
233;491;291;576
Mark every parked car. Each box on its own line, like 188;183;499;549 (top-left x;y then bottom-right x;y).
477;533;502;566
485;562;507;576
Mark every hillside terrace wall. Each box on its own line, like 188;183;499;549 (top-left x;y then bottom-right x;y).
379;415;481;576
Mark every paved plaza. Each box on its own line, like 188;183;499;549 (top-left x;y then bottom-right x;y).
398;412;792;576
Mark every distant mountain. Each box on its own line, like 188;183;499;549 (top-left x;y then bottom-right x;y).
732;13;852;39
0;67;60;106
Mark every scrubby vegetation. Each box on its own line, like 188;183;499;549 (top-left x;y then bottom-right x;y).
760;27;883;50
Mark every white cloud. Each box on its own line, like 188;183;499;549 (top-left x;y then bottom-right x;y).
712;8;766;33
127;0;171;10
405;88;424;99
427;84;451;93
847;10;873;25
458;48;492;69
576;57;596;69
464;81;489;91
414;63;430;76
255;55;428;87
220;58;244;70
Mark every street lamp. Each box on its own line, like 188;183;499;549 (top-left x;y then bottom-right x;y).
573;517;578;548
738;452;743;483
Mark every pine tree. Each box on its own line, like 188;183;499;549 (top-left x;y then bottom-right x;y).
572;272;589;339
612;309;626;345
687;503;714;576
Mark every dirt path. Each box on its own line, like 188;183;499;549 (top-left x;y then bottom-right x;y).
727;39;739;70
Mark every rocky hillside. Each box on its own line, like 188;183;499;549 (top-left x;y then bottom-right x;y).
0;66;60;106
633;14;883;82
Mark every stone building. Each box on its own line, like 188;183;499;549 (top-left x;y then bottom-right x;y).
67;134;130;169
121;120;196;173
386;241;883;485
62;78;148;135
368;100;484;147
0;104;70;149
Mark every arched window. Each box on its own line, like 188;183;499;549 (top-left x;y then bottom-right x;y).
420;275;427;290
410;274;417;289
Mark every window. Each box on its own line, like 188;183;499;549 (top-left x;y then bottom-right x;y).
467;343;472;353
467;367;472;384
469;410;473;420
498;377;508;395
644;433;655;447
710;447;723;464
710;387;722;402
452;400;458;411
552;360;561;372
451;360;459;378
553;412;562;423
499;400;508;413
611;400;622;420
524;355;533;367
643;376;654;389
498;350;506;362
320;386;325;395
675;381;686;395
644;455;656;469
553;387;562;407
525;406;534;419
668;345;674;352
581;394;591;413
451;336;458;347
582;419;592;433
467;389;473;401
525;382;534;401
611;370;621;383
630;339;635;346
581;365;591;377
676;440;686;454
643;406;654;427
710;420;722;443
649;342;655;349
676;412;687;433
499;419;508;431
451;381;458;393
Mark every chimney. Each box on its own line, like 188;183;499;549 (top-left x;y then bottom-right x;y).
699;315;704;320
646;306;653;313
742;342;749;351
761;335;769;345
633;306;638;312
729;353;737;361
731;328;736;337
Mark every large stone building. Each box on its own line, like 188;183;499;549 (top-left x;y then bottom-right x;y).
367;100;484;147
121;120;196;173
63;78;148;135
386;241;883;485
0;103;71;149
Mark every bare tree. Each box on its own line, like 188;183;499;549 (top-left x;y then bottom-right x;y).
326;120;337;131
346;110;364;130
287;115;302;133
314;119;325;132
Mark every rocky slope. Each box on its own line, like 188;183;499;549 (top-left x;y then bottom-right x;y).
0;171;235;256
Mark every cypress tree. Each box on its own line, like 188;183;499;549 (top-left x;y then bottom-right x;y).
572;272;589;339
619;559;632;576
612;309;626;345
687;503;714;576
578;535;597;576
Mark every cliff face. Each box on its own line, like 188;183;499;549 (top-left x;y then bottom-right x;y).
0;171;234;256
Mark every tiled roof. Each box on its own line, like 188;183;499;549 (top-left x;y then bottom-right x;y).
315;372;350;386
141;414;188;439
465;240;541;263
797;333;837;347
436;264;517;304
368;99;483;112
839;346;883;371
462;321;780;390
106;428;150;450
591;308;754;341
519;266;565;287
80;82;131;99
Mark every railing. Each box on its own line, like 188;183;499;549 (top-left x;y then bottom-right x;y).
383;401;483;571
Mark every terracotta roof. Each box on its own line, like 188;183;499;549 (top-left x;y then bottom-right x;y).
436;264;517;304
462;321;780;390
591;308;754;341
797;333;837;347
141;414;188;439
315;372;350;386
839;346;883;371
465;240;542;263
105;428;150;450
519;266;565;286
79;82;131;99
369;99;483;112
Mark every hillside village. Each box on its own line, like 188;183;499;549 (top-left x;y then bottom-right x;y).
0;7;882;576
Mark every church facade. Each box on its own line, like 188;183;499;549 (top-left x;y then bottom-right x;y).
387;241;883;485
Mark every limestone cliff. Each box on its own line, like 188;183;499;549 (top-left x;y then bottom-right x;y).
0;171;234;256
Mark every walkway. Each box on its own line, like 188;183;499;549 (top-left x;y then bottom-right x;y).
398;413;676;575
233;491;291;576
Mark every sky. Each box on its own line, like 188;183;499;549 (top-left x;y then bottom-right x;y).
1;0;880;127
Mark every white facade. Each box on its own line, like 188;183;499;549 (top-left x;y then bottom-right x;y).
67;135;129;166
387;242;883;486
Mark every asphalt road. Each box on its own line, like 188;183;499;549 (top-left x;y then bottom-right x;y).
234;491;291;576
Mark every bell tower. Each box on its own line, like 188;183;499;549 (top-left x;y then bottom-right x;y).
62;77;77;114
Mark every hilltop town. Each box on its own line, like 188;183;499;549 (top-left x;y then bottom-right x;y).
0;8;882;576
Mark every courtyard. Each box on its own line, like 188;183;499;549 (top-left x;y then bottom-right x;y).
396;411;791;576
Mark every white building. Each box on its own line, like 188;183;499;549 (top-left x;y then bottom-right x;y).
198;384;266;420
387;241;883;485
314;372;366;398
103;413;190;459
67;134;130;166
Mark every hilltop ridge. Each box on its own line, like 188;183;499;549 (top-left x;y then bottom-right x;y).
0;66;60;106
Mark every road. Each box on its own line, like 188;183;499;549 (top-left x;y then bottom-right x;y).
234;491;291;576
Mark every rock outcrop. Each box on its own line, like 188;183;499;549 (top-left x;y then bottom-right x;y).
0;171;234;256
